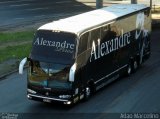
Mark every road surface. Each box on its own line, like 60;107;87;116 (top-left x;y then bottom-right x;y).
0;29;160;119
0;0;93;31
1;0;160;31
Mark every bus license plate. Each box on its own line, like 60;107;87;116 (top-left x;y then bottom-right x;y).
43;99;51;103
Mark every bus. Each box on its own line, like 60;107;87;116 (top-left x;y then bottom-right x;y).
19;4;151;105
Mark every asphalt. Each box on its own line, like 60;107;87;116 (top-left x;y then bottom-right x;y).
0;0;159;32
0;0;93;32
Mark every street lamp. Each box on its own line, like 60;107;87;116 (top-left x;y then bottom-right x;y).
96;0;103;9
150;0;152;8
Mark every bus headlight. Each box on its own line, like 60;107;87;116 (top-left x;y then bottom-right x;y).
27;89;37;94
59;95;71;99
64;101;72;105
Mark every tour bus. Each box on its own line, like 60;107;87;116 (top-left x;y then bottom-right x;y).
19;4;151;105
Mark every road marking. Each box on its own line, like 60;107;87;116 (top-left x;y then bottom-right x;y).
20;0;35;1
0;0;34;4
0;0;23;4
26;7;49;11
34;15;46;18
14;17;25;20
0;1;16;4
55;1;71;4
74;4;82;7
10;4;29;7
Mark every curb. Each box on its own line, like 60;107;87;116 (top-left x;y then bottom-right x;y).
0;69;19;80
0;66;28;80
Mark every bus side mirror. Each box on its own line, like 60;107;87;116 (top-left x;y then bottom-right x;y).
19;57;28;74
69;63;77;82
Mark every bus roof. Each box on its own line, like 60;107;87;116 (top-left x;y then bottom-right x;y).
38;4;148;35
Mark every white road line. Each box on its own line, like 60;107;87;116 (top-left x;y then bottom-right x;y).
0;1;22;4
55;1;71;4
10;4;29;7
20;0;35;1
14;17;25;20
26;7;49;11
34;15;46;18
0;0;34;4
0;1;16;4
74;4;82;7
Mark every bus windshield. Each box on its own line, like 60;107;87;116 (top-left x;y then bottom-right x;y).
29;60;72;89
30;30;77;64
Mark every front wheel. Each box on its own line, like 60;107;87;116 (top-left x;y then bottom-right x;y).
132;59;138;73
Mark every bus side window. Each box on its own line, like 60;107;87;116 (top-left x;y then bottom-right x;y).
89;28;100;48
78;32;89;55
101;25;109;42
101;25;116;42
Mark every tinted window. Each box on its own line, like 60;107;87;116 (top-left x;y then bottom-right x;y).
31;30;77;64
101;25;116;42
78;32;89;55
29;60;72;89
89;28;100;48
101;25;109;42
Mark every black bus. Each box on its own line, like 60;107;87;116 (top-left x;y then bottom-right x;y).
19;4;151;105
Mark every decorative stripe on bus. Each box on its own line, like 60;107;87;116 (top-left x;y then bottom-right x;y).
95;64;128;84
28;94;68;102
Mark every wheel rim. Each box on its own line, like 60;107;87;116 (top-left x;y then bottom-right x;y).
134;61;138;70
85;87;91;98
127;65;131;75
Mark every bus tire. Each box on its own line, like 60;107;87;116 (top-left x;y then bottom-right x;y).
132;59;138;73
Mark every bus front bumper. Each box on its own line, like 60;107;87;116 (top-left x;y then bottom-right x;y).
27;94;72;105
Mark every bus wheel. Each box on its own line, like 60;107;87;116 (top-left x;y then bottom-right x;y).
84;87;91;101
132;60;138;73
126;63;132;76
